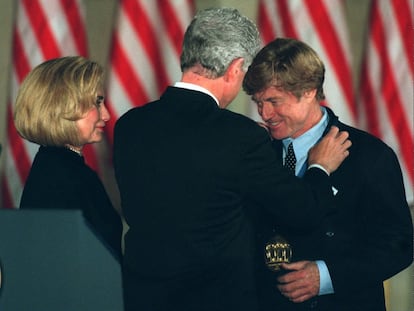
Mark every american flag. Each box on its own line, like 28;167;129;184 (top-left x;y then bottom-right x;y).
358;0;413;204
104;0;195;144
256;0;356;125
0;0;96;208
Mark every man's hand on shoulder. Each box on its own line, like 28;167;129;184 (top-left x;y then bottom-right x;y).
308;126;351;174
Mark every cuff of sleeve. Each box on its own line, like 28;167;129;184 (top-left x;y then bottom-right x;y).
308;164;330;176
316;260;334;295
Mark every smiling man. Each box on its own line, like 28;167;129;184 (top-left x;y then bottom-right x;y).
243;37;413;311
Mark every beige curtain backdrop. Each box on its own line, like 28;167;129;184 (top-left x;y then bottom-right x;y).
0;1;412;309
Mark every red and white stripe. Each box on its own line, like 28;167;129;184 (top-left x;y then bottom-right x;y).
358;0;413;204
256;0;356;125
105;0;194;144
0;0;97;208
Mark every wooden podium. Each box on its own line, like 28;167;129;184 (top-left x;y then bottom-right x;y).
0;209;124;310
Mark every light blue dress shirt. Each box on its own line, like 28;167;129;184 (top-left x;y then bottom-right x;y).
282;107;334;295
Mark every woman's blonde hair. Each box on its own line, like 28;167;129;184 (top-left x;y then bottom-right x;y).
14;56;104;146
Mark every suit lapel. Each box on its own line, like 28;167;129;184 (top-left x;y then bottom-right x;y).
271;139;284;164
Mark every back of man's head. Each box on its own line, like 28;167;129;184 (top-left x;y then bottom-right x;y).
180;7;260;79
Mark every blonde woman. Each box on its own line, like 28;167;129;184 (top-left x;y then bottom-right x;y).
14;56;122;258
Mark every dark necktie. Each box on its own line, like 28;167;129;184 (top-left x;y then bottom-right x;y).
284;142;296;174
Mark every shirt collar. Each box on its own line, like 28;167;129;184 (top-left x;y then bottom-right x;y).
174;82;219;106
282;107;329;175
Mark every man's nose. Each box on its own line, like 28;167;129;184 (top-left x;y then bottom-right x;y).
260;102;274;121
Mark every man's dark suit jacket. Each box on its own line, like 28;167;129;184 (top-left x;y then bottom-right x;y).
113;87;337;311
255;107;413;311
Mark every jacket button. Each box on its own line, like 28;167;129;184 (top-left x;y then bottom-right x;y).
310;300;318;308
326;231;334;237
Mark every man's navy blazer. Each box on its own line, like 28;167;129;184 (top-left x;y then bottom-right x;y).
255;107;413;311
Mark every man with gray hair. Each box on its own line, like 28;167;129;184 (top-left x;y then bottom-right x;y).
114;8;351;311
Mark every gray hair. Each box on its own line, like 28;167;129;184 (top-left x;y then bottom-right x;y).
180;7;260;78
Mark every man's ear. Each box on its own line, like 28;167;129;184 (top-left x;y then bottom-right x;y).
303;89;317;99
223;58;244;82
